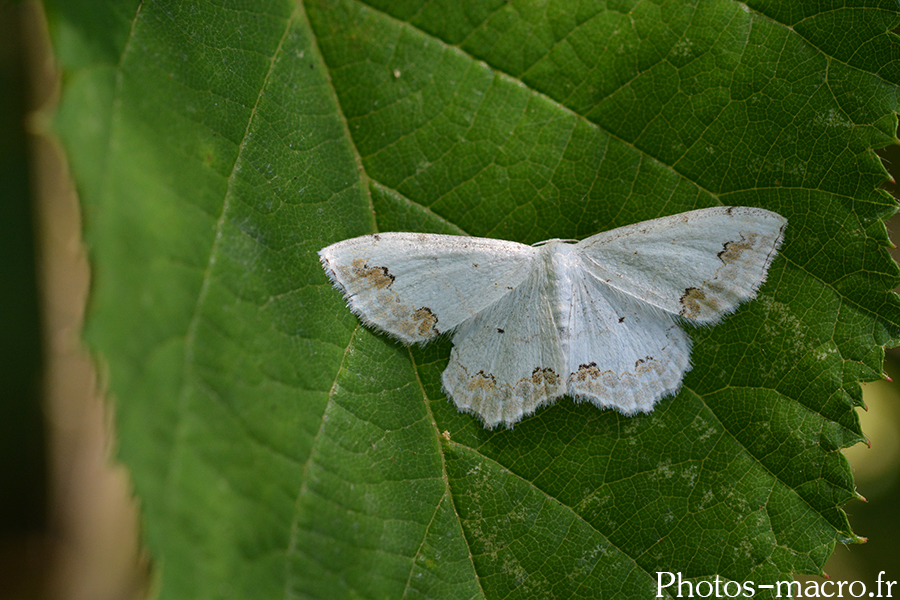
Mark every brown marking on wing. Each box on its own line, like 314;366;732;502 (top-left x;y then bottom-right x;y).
531;367;559;386
679;287;706;319
717;234;760;263
573;362;602;382
413;307;438;337
466;371;497;392
351;258;394;289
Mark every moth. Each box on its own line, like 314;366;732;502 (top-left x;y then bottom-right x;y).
319;207;786;428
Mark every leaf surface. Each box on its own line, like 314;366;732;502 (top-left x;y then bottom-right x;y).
46;0;900;598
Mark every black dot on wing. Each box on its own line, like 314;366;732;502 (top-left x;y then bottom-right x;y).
497;328;505;333
618;316;625;323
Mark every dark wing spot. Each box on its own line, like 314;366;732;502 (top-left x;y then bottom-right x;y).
618;316;625;323
573;362;601;382
467;370;497;391
497;328;505;333
717;234;758;263
351;258;395;289
679;287;706;318
473;370;496;385
413;307;438;336
531;367;559;385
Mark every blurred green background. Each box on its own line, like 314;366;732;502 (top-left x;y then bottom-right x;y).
1;0;46;594
1;1;899;598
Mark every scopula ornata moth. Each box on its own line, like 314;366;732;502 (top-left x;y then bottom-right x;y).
319;206;786;428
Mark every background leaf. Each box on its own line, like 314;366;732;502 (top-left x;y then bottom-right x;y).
44;0;900;598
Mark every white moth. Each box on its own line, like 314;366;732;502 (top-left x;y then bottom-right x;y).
319;206;786;428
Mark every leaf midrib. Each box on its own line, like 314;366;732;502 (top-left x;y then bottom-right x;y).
160;0;300;522
401;347;488;600
434;419;680;598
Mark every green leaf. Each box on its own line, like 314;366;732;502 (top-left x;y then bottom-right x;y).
45;0;900;598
